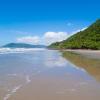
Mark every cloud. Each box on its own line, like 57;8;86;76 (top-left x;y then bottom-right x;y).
17;36;40;44
67;27;87;38
16;32;68;45
72;27;87;34
16;27;87;45
43;32;68;45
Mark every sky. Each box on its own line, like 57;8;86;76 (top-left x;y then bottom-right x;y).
0;0;100;46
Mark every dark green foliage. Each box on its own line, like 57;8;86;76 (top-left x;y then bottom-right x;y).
48;19;100;50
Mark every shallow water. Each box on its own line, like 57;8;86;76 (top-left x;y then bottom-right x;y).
0;49;100;100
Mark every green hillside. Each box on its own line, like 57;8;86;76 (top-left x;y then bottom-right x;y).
48;19;100;50
2;43;46;48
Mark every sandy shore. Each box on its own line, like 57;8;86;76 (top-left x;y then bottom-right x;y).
3;50;100;100
8;74;100;100
65;50;100;59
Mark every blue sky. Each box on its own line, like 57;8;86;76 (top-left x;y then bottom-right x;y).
0;0;100;45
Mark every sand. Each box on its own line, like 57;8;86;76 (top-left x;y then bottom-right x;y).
66;50;100;59
1;50;100;100
8;75;100;100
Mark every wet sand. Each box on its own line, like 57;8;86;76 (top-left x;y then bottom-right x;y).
62;51;100;81
0;50;100;100
66;50;100;59
8;75;100;100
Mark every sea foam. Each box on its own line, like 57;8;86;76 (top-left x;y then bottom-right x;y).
3;85;22;100
0;48;46;54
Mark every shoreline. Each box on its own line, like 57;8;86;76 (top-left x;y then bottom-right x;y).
64;49;100;60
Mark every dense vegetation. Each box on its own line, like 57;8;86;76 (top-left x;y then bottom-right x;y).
48;19;100;50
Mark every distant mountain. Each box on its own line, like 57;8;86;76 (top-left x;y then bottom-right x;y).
48;19;100;50
2;43;46;48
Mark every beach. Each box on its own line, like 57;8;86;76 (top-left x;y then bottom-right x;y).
8;75;100;100
0;49;100;100
66;50;100;59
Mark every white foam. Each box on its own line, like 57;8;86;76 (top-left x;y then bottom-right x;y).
26;75;31;83
3;93;11;100
3;85;22;100
0;48;46;54
11;85;22;93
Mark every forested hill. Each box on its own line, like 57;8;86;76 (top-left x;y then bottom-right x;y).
2;43;46;48
48;19;100;50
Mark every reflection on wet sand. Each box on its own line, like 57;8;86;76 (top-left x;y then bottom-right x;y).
62;51;100;82
0;50;100;100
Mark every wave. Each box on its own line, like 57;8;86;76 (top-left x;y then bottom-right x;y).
0;48;46;54
3;85;22;100
26;75;31;83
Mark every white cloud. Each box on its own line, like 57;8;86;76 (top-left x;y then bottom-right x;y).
16;27;87;45
72;27;87;34
67;27;87;38
16;32;68;45
43;32;68;45
17;36;40;44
